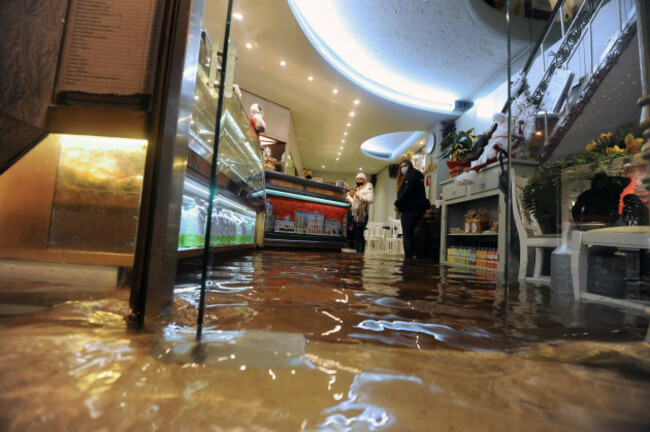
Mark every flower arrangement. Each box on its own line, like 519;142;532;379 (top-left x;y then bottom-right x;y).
584;123;644;155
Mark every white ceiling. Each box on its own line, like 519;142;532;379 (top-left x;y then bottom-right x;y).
204;0;544;176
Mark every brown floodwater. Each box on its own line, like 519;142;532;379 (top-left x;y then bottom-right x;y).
1;250;649;431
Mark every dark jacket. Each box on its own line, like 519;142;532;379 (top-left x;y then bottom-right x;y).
394;168;429;212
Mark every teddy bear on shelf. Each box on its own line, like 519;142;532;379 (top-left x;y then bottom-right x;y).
454;112;509;186
249;103;266;138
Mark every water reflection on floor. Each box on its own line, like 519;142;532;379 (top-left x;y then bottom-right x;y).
0;250;649;431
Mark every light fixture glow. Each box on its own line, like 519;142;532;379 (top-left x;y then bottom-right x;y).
341;140;345;143
339;146;344;149
233;12;243;20
280;60;286;66
246;43;252;49
337;152;341;156
322;165;325;168
346;123;351;127
354;99;360;105
287;0;457;112
349;112;355;117
336;157;339;160
360;131;428;161
343;132;347;136
308;76;314;81
333;88;338;94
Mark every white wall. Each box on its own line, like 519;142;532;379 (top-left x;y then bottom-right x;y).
369;166;398;224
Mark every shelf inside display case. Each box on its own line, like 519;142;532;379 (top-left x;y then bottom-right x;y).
178;176;257;255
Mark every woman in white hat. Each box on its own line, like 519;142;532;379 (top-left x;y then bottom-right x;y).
346;172;374;253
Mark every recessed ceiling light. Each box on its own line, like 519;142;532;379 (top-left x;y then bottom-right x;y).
354;99;360;105
337;152;341;156
194;95;199;100
341;139;345;143
322;165;325;168
233;12;243;20
346;123;351;127
280;60;286;66
336;157;339;161
308;76;314;81
339;146;344;149
359;167;363;170
333;88;338;94
246;43;252;49
343;132;347;136
349;112;355;116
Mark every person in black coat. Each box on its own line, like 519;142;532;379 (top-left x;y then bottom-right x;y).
394;159;430;258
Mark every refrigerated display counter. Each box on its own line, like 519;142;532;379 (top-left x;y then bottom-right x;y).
262;171;349;249
176;28;264;259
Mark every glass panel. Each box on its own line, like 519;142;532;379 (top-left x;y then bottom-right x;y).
49;134;147;253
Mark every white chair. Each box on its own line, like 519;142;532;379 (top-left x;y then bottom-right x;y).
512;175;561;284
385;218;403;254
366;222;385;250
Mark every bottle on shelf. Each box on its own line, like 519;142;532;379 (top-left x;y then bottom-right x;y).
469;245;476;266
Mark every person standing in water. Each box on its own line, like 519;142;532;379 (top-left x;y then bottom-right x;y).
346;173;374;253
394;159;430;258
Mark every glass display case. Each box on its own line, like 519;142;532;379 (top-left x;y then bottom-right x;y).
178;28;264;257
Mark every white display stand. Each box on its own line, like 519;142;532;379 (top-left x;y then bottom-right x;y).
439;159;538;273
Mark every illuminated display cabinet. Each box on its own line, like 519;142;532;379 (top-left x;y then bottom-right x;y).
177;29;264;258
263;171;349;249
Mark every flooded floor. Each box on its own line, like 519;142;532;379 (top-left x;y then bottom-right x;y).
1;250;649;431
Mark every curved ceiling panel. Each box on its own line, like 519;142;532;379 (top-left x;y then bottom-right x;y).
360;131;427;161
287;0;544;112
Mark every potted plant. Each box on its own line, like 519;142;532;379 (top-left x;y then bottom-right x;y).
439;128;475;178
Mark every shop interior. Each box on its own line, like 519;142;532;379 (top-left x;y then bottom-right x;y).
0;0;649;429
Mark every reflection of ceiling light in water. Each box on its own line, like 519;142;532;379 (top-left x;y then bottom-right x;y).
287;0;456;112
